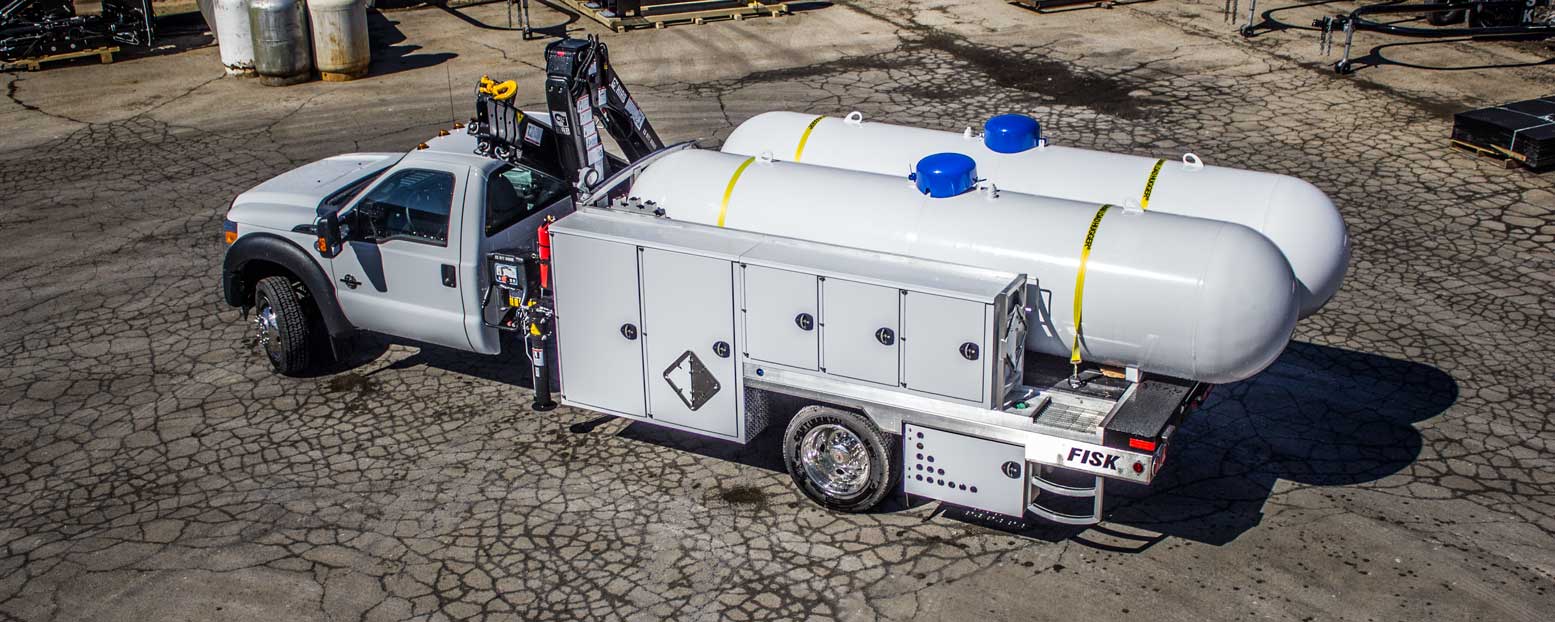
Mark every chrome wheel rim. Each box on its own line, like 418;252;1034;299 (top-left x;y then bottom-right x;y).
254;297;281;360
799;424;870;499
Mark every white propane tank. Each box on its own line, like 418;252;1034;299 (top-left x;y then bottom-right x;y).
214;0;255;75
628;149;1300;384
720;111;1350;318
308;0;371;81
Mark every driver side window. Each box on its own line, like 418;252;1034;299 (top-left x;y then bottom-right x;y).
353;169;455;246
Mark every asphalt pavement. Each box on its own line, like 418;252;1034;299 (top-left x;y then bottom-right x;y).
2;1;1553;620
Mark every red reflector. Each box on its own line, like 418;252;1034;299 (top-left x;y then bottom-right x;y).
1132;462;1144;474
1128;438;1157;452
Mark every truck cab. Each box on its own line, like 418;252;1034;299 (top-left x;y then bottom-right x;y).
221;128;574;372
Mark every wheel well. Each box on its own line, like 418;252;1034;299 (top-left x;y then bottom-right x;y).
234;260;302;308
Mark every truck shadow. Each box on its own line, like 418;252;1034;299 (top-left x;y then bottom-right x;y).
963;340;1455;547
358;333;1453;549
616;341;1456;548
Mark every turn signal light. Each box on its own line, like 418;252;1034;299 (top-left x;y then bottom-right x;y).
316;237;329;253
1128;438;1157;452
222;219;238;245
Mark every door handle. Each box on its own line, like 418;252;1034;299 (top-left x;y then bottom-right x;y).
339;274;361;289
441;264;456;288
794;313;815;331
875;327;895;346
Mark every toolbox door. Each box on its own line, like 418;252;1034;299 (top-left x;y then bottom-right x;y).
742;265;819;370
821;278;900;387
641;248;739;437
551;233;646;417
902;293;989;404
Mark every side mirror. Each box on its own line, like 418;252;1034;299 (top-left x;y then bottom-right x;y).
314;212;342;258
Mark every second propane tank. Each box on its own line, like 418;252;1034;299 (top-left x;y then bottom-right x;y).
249;0;313;86
309;0;370;81
627;149;1300;385
720;111;1350;318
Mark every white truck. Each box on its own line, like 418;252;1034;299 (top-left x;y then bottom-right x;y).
220;37;1335;524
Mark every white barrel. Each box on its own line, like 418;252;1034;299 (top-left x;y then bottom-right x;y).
628;149;1299;384
308;0;370;81
721;111;1349;318
214;0;255;75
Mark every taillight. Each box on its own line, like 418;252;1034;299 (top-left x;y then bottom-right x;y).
1128;438;1156;452
223;219;238;245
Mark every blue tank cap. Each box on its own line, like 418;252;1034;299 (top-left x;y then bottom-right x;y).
983;114;1041;153
911;153;978;198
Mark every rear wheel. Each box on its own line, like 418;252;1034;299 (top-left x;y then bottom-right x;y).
253;276;314;376
782;406;899;513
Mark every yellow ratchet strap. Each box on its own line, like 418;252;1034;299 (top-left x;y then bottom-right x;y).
793;115;826;161
1070;204;1112;366
1139;158;1165;210
718;156;757;227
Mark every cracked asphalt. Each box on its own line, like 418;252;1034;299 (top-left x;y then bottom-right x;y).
3;1;1554;620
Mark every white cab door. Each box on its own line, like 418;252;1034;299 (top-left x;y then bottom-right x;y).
331;164;473;351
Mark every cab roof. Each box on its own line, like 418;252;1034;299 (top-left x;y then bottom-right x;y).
406;111;557;174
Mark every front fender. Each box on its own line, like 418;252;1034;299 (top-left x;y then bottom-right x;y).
222;232;354;340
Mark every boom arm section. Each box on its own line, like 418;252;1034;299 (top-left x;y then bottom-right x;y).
469;35;663;192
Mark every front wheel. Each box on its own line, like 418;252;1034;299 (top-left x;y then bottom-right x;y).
782;406;899;513
253;276;314;376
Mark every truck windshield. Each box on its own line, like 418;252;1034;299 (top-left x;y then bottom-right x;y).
486;165;569;237
321;166;392;213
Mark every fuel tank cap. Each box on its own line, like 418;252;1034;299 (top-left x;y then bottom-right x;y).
912;152;978;198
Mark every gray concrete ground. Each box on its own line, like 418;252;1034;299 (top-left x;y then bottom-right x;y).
3;1;1554;620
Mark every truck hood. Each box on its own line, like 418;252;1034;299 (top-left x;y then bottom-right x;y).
228;153;400;230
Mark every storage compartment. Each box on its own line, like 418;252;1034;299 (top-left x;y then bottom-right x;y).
640;248;739;437
902;292;991;403
742;265;819;370
551;233;647;417
904;423;1027;518
821;278;900;387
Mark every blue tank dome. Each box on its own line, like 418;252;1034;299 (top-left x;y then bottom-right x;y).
983;114;1042;154
912;153;978;198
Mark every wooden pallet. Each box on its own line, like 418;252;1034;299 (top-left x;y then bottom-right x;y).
1449;139;1524;170
558;0;788;32
2;46;119;72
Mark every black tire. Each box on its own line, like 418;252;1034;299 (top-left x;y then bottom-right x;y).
253;276;313;376
1427;0;1466;26
782;406;900;513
